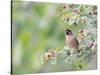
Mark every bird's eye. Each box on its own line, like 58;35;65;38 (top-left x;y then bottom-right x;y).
66;32;69;35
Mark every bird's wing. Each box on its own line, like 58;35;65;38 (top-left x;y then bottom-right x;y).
74;37;79;46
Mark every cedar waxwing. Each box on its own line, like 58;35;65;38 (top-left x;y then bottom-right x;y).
65;28;79;54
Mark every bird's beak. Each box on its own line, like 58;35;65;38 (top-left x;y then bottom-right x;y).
64;28;67;31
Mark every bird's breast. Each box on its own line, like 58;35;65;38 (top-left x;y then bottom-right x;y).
66;36;78;49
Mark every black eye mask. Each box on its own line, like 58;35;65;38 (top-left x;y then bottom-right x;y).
66;29;71;32
65;29;72;35
66;32;69;35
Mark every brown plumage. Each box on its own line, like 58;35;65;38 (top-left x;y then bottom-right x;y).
65;29;79;51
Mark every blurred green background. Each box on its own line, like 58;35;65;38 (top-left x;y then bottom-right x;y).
12;1;97;74
12;1;67;74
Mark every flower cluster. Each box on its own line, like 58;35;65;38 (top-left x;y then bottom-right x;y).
59;4;97;68
58;4;97;27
